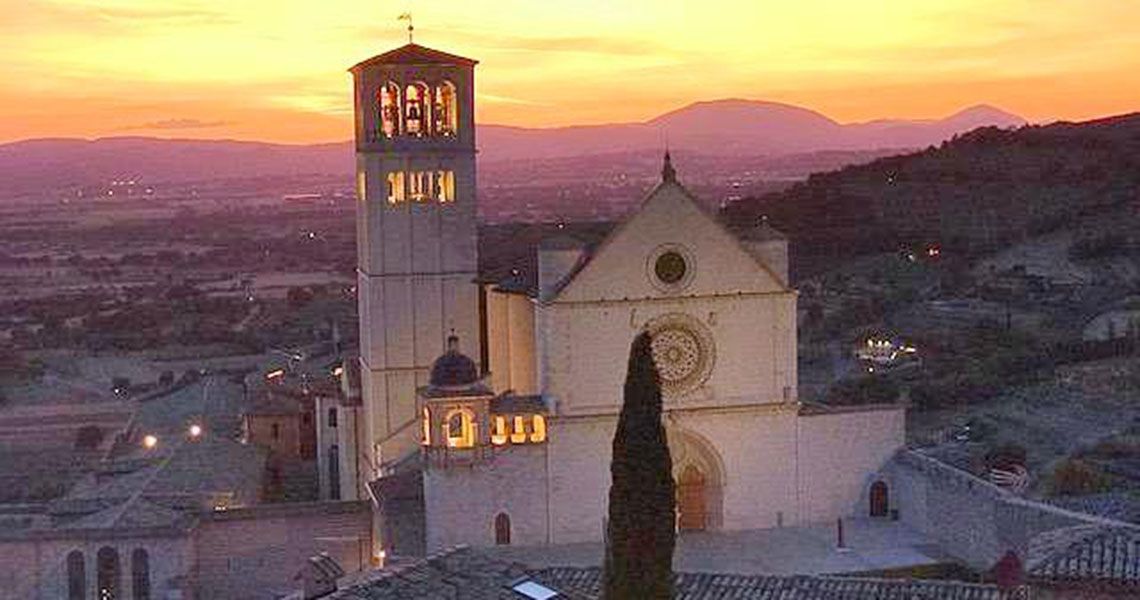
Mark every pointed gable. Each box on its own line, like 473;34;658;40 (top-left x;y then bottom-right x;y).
550;177;789;304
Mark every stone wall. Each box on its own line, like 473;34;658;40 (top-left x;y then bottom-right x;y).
0;532;193;600
193;501;372;599
423;444;549;552
884;450;1123;569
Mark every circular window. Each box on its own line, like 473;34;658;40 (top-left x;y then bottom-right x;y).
654;252;687;285
647;244;695;292
645;313;715;397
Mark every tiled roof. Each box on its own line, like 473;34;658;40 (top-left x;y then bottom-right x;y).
490;394;547;415
331;547;1011;600
1027;524;1140;587
351;43;478;71
540;567;1012;600
327;546;584;600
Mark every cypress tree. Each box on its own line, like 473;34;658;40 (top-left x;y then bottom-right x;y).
603;331;675;599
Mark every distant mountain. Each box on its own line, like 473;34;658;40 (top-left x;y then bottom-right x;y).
0;99;1025;196
0;137;352;195
477;100;1025;161
722;112;1140;276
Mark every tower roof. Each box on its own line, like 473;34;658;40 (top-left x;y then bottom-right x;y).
350;43;478;72
428;335;480;388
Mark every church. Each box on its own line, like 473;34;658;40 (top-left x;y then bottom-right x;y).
344;41;905;556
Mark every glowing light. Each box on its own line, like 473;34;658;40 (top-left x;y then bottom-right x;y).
189;424;203;438
266;369;285;380
332;366;344;377
143;434;158;449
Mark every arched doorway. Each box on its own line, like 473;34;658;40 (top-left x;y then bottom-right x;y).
869;480;889;517
494;512;511;545
677;465;707;530
667;426;724;532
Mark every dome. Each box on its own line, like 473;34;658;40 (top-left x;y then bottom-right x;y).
429;336;479;387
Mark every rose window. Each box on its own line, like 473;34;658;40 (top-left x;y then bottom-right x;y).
645;314;715;396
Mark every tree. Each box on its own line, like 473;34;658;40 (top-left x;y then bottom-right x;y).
604;332;675;600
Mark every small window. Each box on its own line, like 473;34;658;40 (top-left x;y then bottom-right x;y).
433;81;458;136
404;82;430;136
510;415;527;444
67;550;85;600
444;409;476;448
495;512;511;545
97;547;120;600
386;171;405;204
530;415;547;443
655;251;687;284
271;423;280;440
421;407;432;446
327;407;338;428
377;82;401;138
131;548;150;600
491;416;508;446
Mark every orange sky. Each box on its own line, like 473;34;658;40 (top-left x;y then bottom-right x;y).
1;0;1138;144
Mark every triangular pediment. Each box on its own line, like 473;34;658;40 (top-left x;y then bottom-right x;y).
551;180;788;304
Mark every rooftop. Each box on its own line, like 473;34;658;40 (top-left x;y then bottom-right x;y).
350;43;478;71
329;546;1011;600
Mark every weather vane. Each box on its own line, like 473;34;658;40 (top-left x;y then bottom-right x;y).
398;13;414;44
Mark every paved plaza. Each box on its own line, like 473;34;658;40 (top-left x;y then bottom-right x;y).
487;518;951;576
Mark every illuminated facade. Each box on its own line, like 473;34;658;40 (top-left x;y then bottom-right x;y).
350;44;480;481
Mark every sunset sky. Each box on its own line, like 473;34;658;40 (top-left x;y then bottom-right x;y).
2;0;1138;144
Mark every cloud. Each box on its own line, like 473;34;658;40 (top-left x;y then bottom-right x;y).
120;118;230;130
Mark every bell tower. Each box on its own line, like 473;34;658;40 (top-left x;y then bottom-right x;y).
349;43;480;477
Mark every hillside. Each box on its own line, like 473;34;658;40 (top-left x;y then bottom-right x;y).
0;99;1023;198
723;112;1140;277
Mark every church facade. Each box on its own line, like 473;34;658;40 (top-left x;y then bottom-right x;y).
348;42;905;555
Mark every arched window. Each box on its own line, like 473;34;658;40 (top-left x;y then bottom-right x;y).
131;548;149;600
510;415;528;444
491;415;508;446
328;444;341;500
870;481;889;517
530;415;547;443
433;81;457;136
67;550;85;600
404;82;430;136
434;171;455;203
386;171;406;204
494;512;511;545
421;407;432;446
97;546;120;600
377;82;401;138
443;408;476;448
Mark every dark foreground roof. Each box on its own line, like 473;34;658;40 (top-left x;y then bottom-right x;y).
1027;524;1140;588
329;547;1011;600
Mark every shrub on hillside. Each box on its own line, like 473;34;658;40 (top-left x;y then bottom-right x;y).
1045;459;1113;496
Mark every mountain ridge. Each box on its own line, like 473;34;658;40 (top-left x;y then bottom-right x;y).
0;98;1027;196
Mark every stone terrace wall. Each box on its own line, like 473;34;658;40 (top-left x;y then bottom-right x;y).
193;500;372;599
884;450;1127;569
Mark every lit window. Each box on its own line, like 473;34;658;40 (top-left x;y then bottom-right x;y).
433;81;457;137
421;407;431;446
356;171;366;202
409;170;432;202
435;171;455;202
386;172;405;204
378;82;401;138
491;416;508;446
510;415;527;444
404;82;430;136
530;415;547;443
444;408;476;448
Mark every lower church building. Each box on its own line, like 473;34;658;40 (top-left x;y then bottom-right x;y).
362;155;905;555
